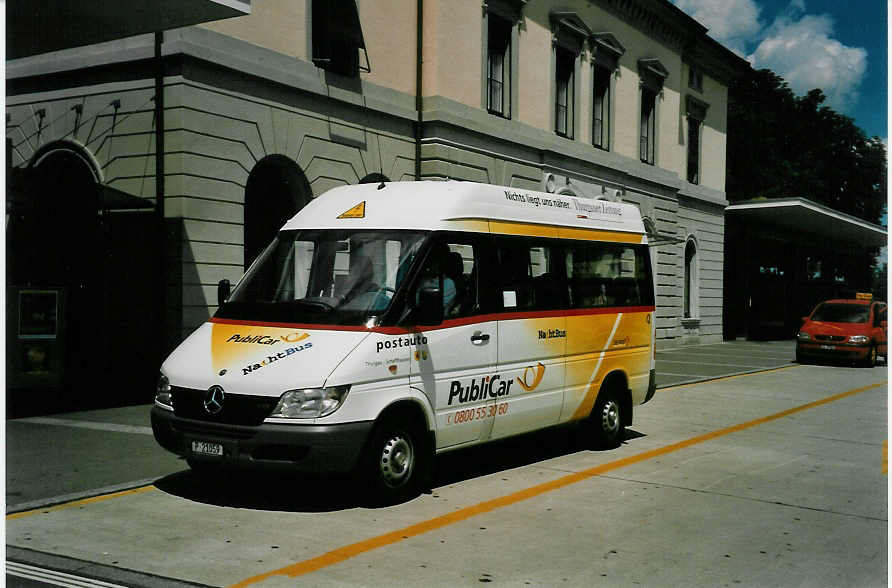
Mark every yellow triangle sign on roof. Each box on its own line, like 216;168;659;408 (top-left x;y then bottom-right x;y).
337;201;366;219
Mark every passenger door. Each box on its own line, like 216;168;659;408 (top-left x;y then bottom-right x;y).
490;235;567;440
409;233;500;449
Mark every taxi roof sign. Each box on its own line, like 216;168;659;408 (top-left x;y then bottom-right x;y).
856;292;873;300
337;201;366;219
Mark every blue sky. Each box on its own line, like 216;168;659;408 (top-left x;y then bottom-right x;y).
672;0;887;140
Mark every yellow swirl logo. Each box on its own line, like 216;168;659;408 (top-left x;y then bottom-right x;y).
516;362;545;392
280;332;310;343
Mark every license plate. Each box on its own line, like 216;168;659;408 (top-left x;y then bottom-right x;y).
191;440;223;457
820;345;835;351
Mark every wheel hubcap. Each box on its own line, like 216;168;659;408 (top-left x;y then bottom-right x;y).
601;400;619;434
380;434;414;488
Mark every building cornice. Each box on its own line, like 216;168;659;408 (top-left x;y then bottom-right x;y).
592;0;702;51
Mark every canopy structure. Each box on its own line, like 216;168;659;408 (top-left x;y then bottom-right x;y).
723;197;887;340
725;198;887;249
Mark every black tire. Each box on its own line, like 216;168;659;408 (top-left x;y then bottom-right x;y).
862;344;877;368
590;386;624;448
363;416;428;504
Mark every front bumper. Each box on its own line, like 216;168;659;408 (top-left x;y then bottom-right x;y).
796;341;871;361
151;406;374;474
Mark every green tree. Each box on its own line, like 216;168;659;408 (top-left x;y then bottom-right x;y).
727;69;887;225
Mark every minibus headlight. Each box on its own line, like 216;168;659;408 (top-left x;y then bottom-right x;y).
271;385;350;419
155;373;173;409
848;335;869;344
796;332;811;342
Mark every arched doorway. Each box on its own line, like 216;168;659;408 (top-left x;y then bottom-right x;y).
7;145;102;413
243;155;313;270
7;142;159;414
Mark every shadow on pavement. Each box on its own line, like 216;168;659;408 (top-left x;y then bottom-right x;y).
153;468;362;512
153;424;646;512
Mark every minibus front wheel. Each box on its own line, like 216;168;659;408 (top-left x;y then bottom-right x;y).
363;411;430;504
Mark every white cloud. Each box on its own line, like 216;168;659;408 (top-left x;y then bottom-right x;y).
749;7;867;111
672;0;763;55
673;1;869;114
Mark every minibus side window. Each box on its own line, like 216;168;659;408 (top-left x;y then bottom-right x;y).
402;232;496;324
494;235;568;311
565;241;652;308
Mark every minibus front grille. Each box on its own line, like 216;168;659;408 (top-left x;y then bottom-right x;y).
814;335;846;342
170;386;277;426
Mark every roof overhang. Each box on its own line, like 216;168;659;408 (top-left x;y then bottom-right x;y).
7;0;251;59
725;198;887;249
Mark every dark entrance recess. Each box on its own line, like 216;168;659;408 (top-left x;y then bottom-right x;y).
723;199;886;341
243;155;313;270
6;145;158;416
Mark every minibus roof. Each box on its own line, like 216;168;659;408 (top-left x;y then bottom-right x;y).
281;181;646;238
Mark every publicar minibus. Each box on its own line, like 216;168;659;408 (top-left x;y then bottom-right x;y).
152;181;657;501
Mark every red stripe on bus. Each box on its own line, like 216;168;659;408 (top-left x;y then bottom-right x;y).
209;305;654;334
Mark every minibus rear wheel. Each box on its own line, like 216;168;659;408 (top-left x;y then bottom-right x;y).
363;415;427;504
590;386;624;448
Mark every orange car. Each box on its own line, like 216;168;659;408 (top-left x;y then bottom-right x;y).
796;298;887;367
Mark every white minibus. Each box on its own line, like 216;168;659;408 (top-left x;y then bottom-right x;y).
152;181;656;502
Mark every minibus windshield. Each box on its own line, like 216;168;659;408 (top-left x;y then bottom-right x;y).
216;229;428;325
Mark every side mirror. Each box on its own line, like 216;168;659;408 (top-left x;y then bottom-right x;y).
217;279;231;307
801;316;809;324
417;286;444;326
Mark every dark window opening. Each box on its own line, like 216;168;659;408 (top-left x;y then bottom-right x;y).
592;65;611;149
640;87;656;164
684;240;696;318
555;46;575;138
688;66;703;92
687;116;701;184
487;14;512;117
312;0;367;78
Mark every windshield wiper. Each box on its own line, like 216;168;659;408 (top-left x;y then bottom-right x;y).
294;298;335;312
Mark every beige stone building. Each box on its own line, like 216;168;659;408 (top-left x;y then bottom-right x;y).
6;0;747;407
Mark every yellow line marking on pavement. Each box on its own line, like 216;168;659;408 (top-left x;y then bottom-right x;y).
231;379;885;587
660;364;801;392
6;486;156;520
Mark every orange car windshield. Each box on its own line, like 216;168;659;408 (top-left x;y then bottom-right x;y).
811;303;869;324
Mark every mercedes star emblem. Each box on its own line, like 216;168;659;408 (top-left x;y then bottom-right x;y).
203;385;225;415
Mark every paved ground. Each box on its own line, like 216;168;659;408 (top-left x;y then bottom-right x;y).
655;339;795;387
5;339;887;587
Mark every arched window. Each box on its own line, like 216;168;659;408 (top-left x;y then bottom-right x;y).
14;144;101;285
243;155;312;270
683;238;698;318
